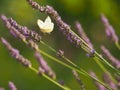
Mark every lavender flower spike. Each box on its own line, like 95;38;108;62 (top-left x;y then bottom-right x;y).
75;21;93;48
8;17;41;42
0;14;41;42
8;81;17;90
0;15;26;41
1;37;32;67
72;70;85;90
101;14;119;43
103;73;118;90
0;88;4;90
35;51;56;79
101;45;120;69
1;15;39;51
115;74;120;87
89;71;106;90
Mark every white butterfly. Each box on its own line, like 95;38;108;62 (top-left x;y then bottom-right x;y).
37;16;54;34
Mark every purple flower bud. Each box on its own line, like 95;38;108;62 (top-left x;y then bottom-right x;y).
57;49;64;57
58;79;64;86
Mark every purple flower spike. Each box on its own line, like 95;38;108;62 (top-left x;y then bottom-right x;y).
10;29;18;38
1;37;32;67
103;73;118;90
72;70;85;90
1;14;41;42
75;21;94;48
35;51;56;79
0;14;11;29
101;14;119;43
101;45;120;69
8;81;17;90
89;71;106;90
0;88;4;90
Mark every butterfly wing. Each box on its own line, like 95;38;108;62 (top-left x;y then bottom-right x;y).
45;16;51;23
37;19;44;29
37;16;54;34
44;22;54;33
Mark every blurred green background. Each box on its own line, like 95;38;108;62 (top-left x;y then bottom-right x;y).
0;0;120;90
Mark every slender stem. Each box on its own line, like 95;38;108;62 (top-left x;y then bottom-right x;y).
40;41;56;52
42;74;71;90
79;68;114;90
15;32;113;89
69;29;120;75
71;29;120;77
19;40;72;90
62;56;77;67
29;66;71;90
94;57;117;83
38;49;114;90
40;40;78;67
95;52;120;75
38;49;86;76
94;57;107;72
115;41;120;50
29;66;38;73
41;40;117;83
40;40;116;89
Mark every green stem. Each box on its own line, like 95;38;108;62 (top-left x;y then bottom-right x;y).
40;40;116;89
38;49;114;90
70;29;120;75
19;33;113;90
38;49;87;76
40;41;56;52
94;56;117;83
42;74;71;90
20;40;72;90
40;40;78;67
79;68;114;90
41;40;117;83
29;66;38;73
95;51;120;75
115;41;120;50
29;66;71;90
